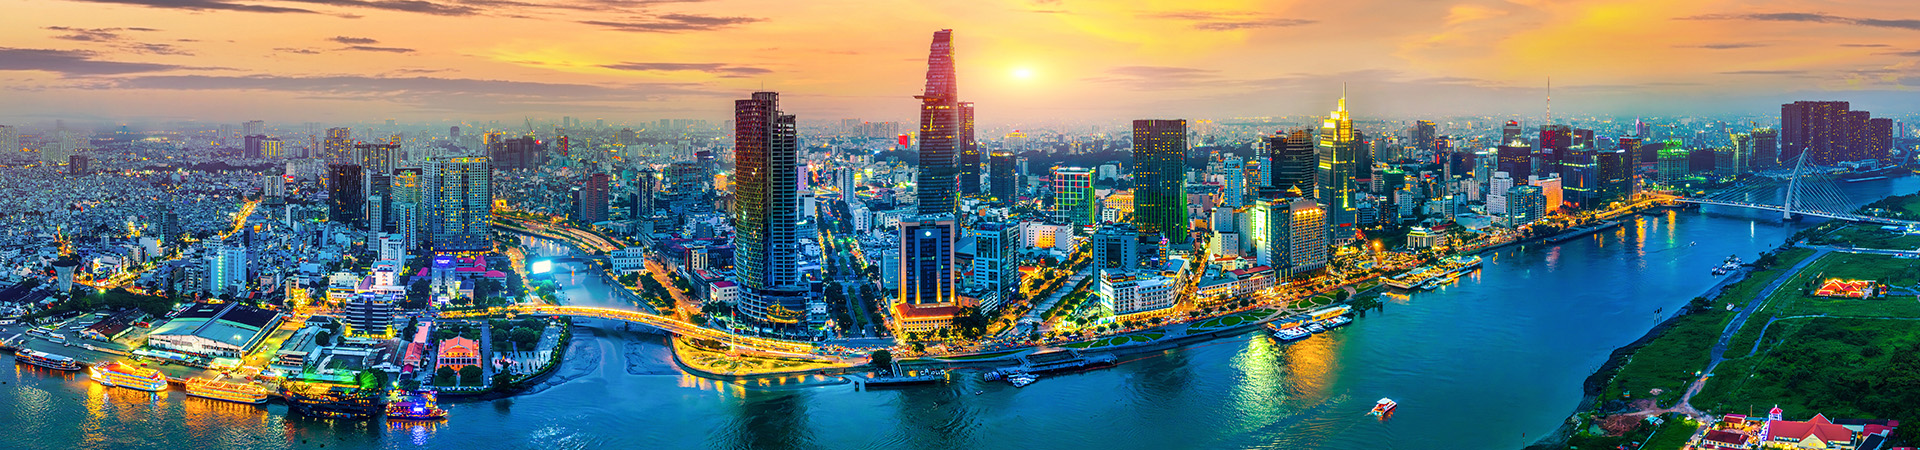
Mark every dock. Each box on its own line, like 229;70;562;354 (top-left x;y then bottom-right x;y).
1542;220;1622;245
984;350;1117;380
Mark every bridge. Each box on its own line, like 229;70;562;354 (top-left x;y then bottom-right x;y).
437;305;820;356
1674;152;1918;227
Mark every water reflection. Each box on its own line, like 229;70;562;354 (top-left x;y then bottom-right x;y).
714;389;818;450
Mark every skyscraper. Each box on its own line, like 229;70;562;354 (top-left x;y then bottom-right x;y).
733;92;811;333
1317;94;1360;241
988;151;1016;202
324;127;351;161
427;156;492;253
1412;120;1437;152
1132;119;1189;245
391;167;424;249
1266;128;1316;197
1781;101;1892;164
898;215;958;306
1284;197;1328;278
915;29;961;216
958;101;980;195
0;126;16;157
1750;128;1780;170
1220;155;1245;209
632;167;658;219
1497;142;1532;181
327;164;364;227
488;136;547;171
1051;167;1095;225
967;222;1019;302
576;173;610;224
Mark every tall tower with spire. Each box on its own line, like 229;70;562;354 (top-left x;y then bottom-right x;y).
915;29;961;217
1317;88;1360;242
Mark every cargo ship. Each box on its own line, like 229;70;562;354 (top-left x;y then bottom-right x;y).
89;362;170;392
186;378;271;404
15;349;82;371
386;390;447;421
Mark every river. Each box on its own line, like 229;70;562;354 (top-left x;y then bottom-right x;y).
4;176;1915;450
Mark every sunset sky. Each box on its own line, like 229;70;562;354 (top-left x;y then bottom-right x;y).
2;0;1918;126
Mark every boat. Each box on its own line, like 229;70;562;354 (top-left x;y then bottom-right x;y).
89;362;169;392
185;377;271;404
1711;255;1744;276
283;381;385;419
1272;327;1310;342
14;349;82;371
1324;316;1352;328
1370;398;1398;418
1007;373;1038;388
386;390;448;421
1306;323;1327;334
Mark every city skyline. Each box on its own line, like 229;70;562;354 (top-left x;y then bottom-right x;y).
5;0;1920;125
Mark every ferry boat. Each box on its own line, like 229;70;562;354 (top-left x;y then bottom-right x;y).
186;378;271;404
1305;323;1327;334
283;381;384;419
15;349;82;371
1272;327;1311;342
386;390;447;421
89;362;169;392
1006;373;1038;388
1370;398;1398;418
1323;316;1352;328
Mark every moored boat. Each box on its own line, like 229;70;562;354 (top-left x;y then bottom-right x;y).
186;377;270;404
1007;373;1038;388
386;390;447;421
15;349;82;371
1272;327;1310;342
90;362;169;392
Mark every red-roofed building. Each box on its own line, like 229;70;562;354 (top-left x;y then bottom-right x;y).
893;303;960;334
1701;430;1751;449
1765;412;1857;449
437;337;480;371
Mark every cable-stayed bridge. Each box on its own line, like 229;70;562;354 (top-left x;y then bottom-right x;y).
1674;153;1916;227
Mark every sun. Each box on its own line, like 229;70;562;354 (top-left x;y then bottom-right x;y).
1010;67;1035;80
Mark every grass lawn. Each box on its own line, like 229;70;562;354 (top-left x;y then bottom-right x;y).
1604;308;1733;407
1769;252;1920;318
1062;331;1166;349
1694;317;1920;427
1815;224;1920;250
1641;417;1701;450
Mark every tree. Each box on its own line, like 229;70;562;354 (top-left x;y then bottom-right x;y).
869;349;893;372
509;327;540;350
434;366;457;386
356;370;390;391
458;366;483;386
404;279;432;310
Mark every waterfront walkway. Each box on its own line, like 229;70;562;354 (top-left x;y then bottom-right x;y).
1659;246;1829;419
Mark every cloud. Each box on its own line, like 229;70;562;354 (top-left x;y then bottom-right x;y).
63;0;318;14
105;74;723;102
1681;12;1920;31
1718;70;1808;75
274;47;322;54
1678;43;1767;50
1444;5;1506;26
1084;66;1222;89
579;13;763;32
1841;43;1890;48
44;26;195;55
0;47;181;76
329;36;379;44
340;45;415;53
277;0;478;15
1876;50;1920;57
599;62;771;77
1145;10;1316;31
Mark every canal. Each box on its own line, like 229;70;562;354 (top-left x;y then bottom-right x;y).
4;176;1916;450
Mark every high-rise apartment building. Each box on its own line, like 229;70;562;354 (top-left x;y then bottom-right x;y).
1781;101;1892;164
1132;119;1190;245
1412;120;1437;152
733;92;812;333
324;127;351;161
915;29;961;216
391;167;424;249
1266;129;1316;197
967;222;1019;302
575;173;610;224
488;136;547;171
427;156;492;253
327;164;365;227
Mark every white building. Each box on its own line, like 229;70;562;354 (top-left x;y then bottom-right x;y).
1487;171;1514;218
611;247;647;274
1097;269;1177;318
1529;175;1563;212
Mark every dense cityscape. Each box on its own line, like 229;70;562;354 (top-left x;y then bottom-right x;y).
6;1;1920;449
